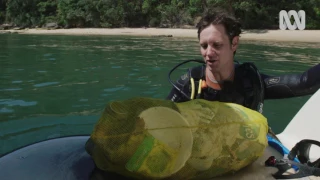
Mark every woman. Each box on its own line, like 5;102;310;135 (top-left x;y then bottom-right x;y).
166;8;320;113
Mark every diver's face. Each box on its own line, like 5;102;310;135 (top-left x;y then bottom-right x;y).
199;24;238;72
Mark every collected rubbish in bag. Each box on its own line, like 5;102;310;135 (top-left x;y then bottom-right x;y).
85;97;268;179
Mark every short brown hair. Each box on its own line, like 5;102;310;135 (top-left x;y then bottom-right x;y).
196;8;242;43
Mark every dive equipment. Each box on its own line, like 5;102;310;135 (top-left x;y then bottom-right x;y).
167;59;265;113
168;59;205;100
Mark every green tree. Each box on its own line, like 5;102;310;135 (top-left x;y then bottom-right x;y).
6;0;41;27
57;0;86;28
37;0;58;26
1;0;320;29
0;0;7;24
158;0;193;27
96;0;126;28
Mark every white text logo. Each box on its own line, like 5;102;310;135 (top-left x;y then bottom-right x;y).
279;10;305;30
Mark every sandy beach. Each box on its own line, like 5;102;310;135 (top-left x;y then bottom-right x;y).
1;28;320;43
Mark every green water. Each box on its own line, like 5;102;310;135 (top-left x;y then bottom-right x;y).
0;34;319;156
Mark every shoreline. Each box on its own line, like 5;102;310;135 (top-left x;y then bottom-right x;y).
1;28;320;43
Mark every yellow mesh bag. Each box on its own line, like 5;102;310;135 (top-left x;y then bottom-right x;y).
87;97;268;179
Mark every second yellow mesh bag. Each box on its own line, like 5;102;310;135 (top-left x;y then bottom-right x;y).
87;97;268;179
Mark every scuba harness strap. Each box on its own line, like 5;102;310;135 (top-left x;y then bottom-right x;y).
234;62;265;113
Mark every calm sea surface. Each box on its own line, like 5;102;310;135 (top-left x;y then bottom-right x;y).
0;33;319;156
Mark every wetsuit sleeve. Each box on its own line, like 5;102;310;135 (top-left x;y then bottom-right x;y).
262;63;320;99
166;73;190;102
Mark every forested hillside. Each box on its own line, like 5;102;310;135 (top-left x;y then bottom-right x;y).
0;0;319;29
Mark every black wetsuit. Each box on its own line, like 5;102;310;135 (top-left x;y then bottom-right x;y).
166;62;320;113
